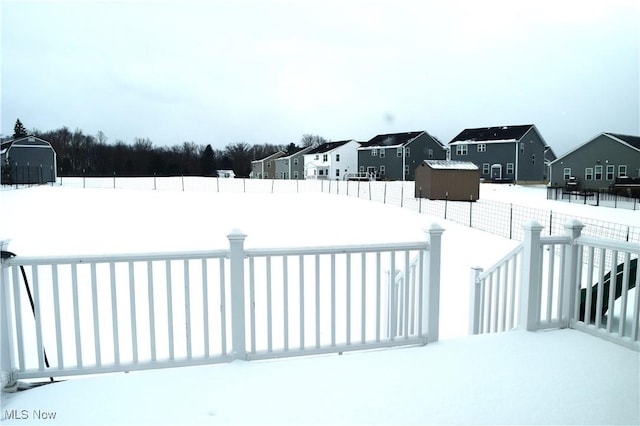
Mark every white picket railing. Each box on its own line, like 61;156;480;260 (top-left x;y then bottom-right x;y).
470;220;640;351
0;224;443;386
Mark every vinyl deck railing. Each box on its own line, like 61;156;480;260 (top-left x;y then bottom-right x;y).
470;220;640;351
0;224;443;386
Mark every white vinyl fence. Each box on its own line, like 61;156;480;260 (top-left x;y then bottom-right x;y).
469;220;640;351
0;224;443;386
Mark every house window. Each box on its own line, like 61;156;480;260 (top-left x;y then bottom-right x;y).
585;168;593;180
456;144;467;155
477;144;486;152
531;154;535;165
323;154;328;162
595;165;603;180
359;166;364;172
315;155;319;160
404;165;409;175
336;169;340;177
335;154;340;162
380;165;385;175
294;158;298;166
397;147;403;157
483;163;490;174
293;171;298;179
606;165;614;180
519;143;524;154
267;161;271;168
405;147;410;157
619;165;627;177
506;163;514;174
380;149;385;158
563;168;571;180
372;149;378;157
428;149;433;159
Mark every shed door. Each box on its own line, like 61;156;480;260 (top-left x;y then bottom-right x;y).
491;164;502;180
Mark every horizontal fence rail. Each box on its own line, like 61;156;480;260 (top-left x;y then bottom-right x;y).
1;226;443;385
469;220;639;351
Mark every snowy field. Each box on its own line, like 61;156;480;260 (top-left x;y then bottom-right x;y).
0;180;638;425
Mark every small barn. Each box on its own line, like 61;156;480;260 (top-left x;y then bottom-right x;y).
1;135;57;184
414;160;480;201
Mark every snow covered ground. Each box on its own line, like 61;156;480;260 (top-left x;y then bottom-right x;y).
0;180;638;425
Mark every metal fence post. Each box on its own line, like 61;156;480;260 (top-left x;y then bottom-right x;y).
469;267;483;334
1;240;16;388
227;230;247;360
425;223;444;343
561;219;584;327
519;221;544;331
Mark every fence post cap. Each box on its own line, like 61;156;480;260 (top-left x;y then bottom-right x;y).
563;218;585;229
425;222;445;235
227;229;247;240
523;220;544;230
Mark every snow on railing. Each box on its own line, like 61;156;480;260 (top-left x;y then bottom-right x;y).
469;220;640;351
0;224;444;386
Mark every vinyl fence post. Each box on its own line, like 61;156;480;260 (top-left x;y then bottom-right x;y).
1;240;16;388
425;223;444;343
228;230;247;360
469;267;483;335
519;221;544;331
561;219;584;327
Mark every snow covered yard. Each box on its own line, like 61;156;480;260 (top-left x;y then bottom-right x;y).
0;181;638;425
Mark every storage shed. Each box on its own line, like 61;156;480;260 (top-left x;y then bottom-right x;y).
414;160;480;201
1;135;57;184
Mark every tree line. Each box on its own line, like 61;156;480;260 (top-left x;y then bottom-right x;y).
17;123;327;178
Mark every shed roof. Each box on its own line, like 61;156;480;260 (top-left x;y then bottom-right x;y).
423;160;478;170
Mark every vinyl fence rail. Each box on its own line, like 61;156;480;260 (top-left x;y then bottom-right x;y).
0;224;443;387
469;220;640;351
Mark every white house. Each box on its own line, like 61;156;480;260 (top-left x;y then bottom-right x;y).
303;140;360;180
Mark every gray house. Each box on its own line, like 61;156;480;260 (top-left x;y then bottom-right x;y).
448;124;550;183
549;133;640;191
274;146;314;179
251;151;286;179
1;135;57;184
358;131;446;181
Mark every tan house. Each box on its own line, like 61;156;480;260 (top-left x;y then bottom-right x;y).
414;160;480;201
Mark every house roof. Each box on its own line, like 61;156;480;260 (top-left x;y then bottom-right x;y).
423;160;478;170
306;140;354;155
253;151;286;163
449;125;535;144
279;145;314;159
604;133;640;150
359;131;426;149
551;132;640;164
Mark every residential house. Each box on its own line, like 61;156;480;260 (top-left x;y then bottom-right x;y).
274;146;314;179
448;124;550;183
1;135;57;184
549;132;640;191
251;151;286;179
357;131;446;181
303;140;360;180
414;160;480;201
216;170;236;178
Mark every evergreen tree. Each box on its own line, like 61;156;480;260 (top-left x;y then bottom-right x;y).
13;119;28;139
200;144;215;176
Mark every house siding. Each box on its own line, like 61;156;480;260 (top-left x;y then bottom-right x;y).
549;134;640;190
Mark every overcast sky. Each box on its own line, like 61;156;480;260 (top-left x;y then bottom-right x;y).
1;0;638;155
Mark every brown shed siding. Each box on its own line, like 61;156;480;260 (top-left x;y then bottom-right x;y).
414;161;480;201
